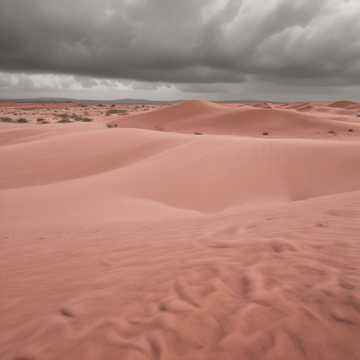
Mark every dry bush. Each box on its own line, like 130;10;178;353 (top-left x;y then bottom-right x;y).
106;109;128;116
57;118;72;123
16;118;29;123
0;117;13;123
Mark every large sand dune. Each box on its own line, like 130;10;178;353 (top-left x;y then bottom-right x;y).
110;100;360;137
1;101;360;360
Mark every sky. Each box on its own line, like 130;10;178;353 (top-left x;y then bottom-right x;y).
1;0;360;101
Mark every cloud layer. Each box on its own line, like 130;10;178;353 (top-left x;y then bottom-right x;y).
1;0;360;99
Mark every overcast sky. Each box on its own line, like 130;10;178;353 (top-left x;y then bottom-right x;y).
1;0;360;101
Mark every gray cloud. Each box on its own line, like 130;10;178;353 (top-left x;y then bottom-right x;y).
0;0;360;100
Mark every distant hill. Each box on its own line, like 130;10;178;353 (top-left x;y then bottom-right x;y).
0;97;282;105
0;98;176;105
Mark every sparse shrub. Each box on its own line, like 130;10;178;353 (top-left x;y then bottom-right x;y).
60;306;75;318
70;114;93;122
111;104;116;107
106;109;128;116
262;132;269;136
0;117;13;123
194;132;203;135
154;126;165;131
106;123;118;128
16;118;29;123
348;128;354;132
158;303;168;311
70;113;81;121
328;130;336;135
56;113;71;121
37;118;50;124
57;118;72;123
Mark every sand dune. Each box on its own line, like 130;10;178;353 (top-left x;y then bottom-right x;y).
110;100;360;138
329;100;358;108
1;101;360;360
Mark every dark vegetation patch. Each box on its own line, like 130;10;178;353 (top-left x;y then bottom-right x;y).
16;118;29;123
60;307;75;318
57;118;72;123
0;117;13;123
158;303;168;312
106;109;128;116
55;113;93;122
37;118;50;124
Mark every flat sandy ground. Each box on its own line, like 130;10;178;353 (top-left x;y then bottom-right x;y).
1;100;360;360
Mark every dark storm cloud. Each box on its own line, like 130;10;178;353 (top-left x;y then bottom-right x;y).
0;0;360;84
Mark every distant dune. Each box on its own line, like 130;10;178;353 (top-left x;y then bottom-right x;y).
328;100;358;108
1;100;360;360
109;100;360;137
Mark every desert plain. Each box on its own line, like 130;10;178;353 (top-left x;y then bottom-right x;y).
1;99;360;359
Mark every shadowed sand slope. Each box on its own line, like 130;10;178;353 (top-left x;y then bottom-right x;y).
1;102;360;360
109;100;360;137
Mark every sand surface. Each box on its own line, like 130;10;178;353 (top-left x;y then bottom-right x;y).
1;100;360;359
